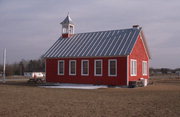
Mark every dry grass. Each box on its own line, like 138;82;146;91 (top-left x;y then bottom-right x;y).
0;78;180;117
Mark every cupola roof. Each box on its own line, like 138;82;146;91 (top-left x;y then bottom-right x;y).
60;13;74;25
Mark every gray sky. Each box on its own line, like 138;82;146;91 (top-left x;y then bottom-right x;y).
0;0;180;68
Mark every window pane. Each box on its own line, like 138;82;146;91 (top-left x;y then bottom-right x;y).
143;61;147;75
131;61;133;75
95;61;102;75
96;68;101;74
110;68;116;75
63;28;67;33
109;60;116;75
84;68;88;74
96;61;101;68
131;60;137;76
70;26;73;34
70;61;76;74
59;61;64;74
82;61;88;75
83;61;87;68
143;62;144;74
134;61;137;75
110;61;115;67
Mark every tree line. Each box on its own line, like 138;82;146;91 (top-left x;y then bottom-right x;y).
150;67;180;75
0;58;45;76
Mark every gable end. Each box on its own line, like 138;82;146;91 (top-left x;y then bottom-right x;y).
129;29;151;59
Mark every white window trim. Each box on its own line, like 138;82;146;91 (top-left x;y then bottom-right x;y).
108;59;117;77
130;59;137;76
69;60;76;76
94;60;103;76
69;24;74;34
142;61;147;76
81;60;89;76
58;60;64;75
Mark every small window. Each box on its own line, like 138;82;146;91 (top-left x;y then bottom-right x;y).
62;28;67;34
81;60;89;76
108;59;117;76
94;60;102;76
131;59;137;76
69;60;76;75
58;60;64;75
142;61;147;76
69;25;74;34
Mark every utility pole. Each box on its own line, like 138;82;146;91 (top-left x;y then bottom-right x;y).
3;48;6;83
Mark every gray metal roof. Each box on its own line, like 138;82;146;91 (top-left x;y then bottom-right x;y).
43;28;142;58
60;14;74;25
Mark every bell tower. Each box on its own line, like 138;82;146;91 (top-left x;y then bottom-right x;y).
60;13;74;38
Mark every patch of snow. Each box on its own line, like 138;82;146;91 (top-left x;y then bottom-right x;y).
39;83;108;89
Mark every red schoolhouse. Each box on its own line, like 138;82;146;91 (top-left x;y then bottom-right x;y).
43;14;151;86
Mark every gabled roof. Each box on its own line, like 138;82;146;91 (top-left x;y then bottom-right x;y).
43;27;150;58
60;14;74;25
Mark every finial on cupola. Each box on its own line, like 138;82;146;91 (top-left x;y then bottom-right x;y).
60;13;75;38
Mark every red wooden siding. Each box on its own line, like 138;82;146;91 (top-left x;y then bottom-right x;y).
62;33;74;38
129;35;149;81
46;57;127;85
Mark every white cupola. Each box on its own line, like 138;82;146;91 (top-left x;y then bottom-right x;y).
60;13;74;38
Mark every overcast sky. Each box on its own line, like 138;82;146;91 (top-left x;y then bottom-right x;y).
0;0;180;68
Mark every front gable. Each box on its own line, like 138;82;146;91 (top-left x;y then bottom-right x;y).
128;33;150;81
130;34;149;60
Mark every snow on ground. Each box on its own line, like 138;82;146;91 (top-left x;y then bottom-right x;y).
39;83;108;89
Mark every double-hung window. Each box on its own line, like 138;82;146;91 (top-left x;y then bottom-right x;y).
81;60;89;76
69;60;76;75
131;59;137;76
108;59;117;76
94;60;102;76
142;61;147;76
58;60;64;75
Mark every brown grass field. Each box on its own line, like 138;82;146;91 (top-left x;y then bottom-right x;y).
0;77;180;117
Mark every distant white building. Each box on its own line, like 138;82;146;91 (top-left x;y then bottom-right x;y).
24;72;45;78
